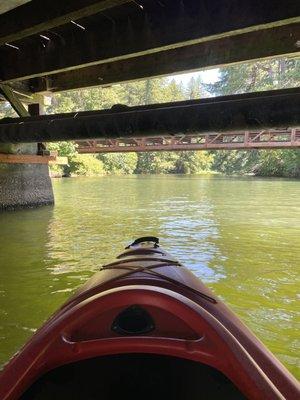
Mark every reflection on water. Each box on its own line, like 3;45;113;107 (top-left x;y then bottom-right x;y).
0;175;299;378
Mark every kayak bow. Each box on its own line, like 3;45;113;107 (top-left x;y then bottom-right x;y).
0;237;299;399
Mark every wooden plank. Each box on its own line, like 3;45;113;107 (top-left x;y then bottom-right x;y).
0;88;299;143
0;1;31;15
1;81;34;103
1;0;300;82
49;156;68;165
0;83;29;116
32;23;300;92
0;0;130;46
0;153;55;164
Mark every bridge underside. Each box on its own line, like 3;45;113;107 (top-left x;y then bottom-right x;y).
0;1;299;209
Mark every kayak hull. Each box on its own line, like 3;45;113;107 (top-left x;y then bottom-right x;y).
0;239;299;399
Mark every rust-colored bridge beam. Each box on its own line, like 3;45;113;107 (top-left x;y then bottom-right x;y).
76;129;300;153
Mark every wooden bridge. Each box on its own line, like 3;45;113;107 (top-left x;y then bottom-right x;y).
76;129;300;153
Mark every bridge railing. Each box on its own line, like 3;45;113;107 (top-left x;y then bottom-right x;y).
76;128;300;153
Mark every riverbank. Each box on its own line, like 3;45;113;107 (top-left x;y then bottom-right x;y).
49;148;300;179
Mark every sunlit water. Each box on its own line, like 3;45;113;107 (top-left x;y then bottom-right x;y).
0;175;299;378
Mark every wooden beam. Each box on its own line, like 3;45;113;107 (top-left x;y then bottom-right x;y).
0;0;130;46
31;23;300;93
0;88;299;143
5;81;34;101
49;156;68;165
1;0;300;82
0;83;29;116
0;153;55;164
2;87;298;123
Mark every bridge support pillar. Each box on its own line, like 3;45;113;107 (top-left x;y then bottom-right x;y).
0;103;54;211
0;160;54;212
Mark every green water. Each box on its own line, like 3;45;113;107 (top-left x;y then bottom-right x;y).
0;175;299;378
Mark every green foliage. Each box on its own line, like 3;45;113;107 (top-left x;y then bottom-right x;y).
164;79;185;102
66;155;105;176
98;153;138;174
47;141;78;157
210;149;300;178
204;59;300;95
211;150;259;175
135;151;213;174
136;152;178;174
255;150;300;178
46;86;123;113
45;76;186;113
49;164;64;178
48;142;79;177
185;76;202;100
174;151;214;174
0;102;17;119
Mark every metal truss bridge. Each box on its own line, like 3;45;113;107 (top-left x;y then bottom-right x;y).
76;129;300;154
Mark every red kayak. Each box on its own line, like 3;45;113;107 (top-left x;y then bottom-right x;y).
0;237;299;399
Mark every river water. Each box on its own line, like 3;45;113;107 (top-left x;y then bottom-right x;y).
0;175;299;378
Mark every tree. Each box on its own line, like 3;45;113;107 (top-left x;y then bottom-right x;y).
164;79;185;102
136;152;178;174
98;153;138;174
204;58;300;96
185;76;202;100
66;154;104;176
0;102;17;119
47;142;78;158
174;151;214;174
255;150;300;178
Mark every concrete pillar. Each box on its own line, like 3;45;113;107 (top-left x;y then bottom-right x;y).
0;103;54;211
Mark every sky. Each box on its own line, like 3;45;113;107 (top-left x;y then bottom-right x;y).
172;68;220;85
